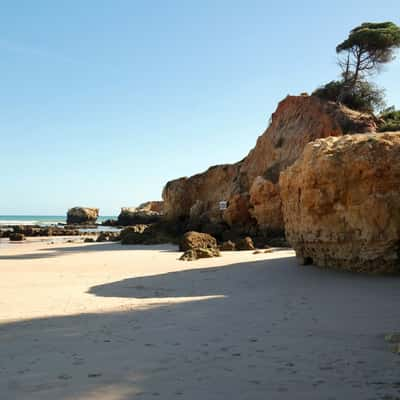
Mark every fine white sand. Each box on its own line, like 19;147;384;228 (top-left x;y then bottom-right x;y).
0;238;399;399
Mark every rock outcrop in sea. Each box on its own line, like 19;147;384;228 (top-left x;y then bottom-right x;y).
162;95;376;241
66;207;99;224
280;132;400;274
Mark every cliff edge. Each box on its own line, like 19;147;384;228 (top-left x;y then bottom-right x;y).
162;95;376;240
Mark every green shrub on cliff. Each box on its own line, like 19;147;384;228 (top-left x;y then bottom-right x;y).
378;108;400;132
313;79;385;113
313;21;400;113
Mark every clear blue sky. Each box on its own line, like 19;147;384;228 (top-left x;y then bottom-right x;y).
1;1;399;215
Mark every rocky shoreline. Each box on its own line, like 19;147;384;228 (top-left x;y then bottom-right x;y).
6;96;399;273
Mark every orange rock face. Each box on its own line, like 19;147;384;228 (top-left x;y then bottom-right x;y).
249;177;282;233
163;95;376;236
280;132;400;273
162;164;240;222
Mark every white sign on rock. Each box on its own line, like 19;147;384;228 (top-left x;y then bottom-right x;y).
219;201;228;210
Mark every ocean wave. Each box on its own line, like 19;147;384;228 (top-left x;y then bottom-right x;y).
0;220;38;225
0;220;63;226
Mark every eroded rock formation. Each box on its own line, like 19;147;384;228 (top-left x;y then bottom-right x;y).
179;231;220;261
163;95;376;239
66;207;99;224
118;201;164;225
280;132;400;273
179;231;218;252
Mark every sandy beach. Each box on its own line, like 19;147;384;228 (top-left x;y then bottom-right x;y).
0;238;399;399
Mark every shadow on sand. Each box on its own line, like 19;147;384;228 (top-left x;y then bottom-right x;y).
0;242;177;261
1;256;400;400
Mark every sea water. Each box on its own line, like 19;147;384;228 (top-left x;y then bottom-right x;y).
0;215;116;226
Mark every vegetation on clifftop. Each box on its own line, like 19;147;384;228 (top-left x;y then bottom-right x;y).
313;79;385;113
378;107;400;132
313;21;400;114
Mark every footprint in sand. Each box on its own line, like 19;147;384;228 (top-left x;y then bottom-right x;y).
88;372;102;378
58;374;72;380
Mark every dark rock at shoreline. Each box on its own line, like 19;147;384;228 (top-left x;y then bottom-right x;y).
96;231;120;242
67;207;99;224
235;236;255;251
9;232;25;241
64;224;98;230
220;240;236;251
101;219;119;227
120;225;152;245
0;230;11;238
11;225;81;237
120;221;180;245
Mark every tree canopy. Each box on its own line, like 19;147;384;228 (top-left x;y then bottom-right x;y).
313;21;400;113
337;22;400;86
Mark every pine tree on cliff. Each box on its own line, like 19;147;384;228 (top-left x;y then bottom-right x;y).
313;21;400;113
336;22;400;102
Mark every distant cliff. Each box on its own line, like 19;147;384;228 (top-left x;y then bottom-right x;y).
162;95;376;240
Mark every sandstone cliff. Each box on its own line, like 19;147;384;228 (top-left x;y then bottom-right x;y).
280;132;400;273
163;95;376;239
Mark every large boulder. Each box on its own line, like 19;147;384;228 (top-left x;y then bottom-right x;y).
280;132;400;274
179;231;218;252
179;231;219;261
67;207;99;224
163;95;376;238
9;232;25;241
